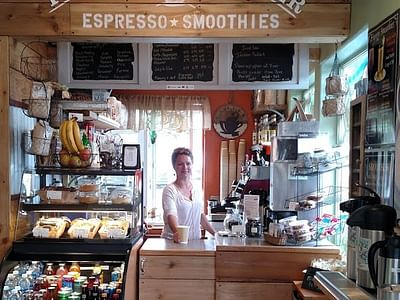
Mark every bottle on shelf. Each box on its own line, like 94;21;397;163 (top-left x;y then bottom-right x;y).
18;273;31;292
56;264;68;277
69;262;80;274
45;263;55;276
252;120;258;145
2;286;11;300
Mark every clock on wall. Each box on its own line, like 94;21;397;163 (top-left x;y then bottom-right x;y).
213;104;248;139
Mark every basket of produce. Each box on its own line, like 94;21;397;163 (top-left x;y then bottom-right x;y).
58;118;94;168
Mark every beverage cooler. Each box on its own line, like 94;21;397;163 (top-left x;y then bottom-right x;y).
0;167;144;300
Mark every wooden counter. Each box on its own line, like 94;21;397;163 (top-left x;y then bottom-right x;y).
138;237;341;300
214;236;340;300
139;238;216;300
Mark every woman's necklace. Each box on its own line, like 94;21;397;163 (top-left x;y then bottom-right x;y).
174;182;193;200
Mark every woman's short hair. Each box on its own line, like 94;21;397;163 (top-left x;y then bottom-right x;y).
171;147;193;166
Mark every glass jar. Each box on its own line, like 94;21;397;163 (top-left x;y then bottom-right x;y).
223;208;243;233
246;217;263;238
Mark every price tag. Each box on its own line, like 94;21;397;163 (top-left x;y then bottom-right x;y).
33;227;49;238
74;228;89;239
47;190;62;200
107;228;124;239
231;224;245;234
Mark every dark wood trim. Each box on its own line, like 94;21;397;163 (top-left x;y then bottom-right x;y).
9;98;28;109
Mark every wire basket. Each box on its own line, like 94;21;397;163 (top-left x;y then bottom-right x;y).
20;56;56;82
23;98;51;119
20;42;57;82
24;131;52;156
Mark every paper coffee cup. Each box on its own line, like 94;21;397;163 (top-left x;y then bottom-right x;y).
176;225;190;243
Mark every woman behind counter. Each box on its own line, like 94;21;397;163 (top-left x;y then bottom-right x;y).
161;147;216;243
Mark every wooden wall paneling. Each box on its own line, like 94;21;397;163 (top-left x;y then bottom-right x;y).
139;255;215;279
0;36;10;259
69;3;350;41
216;282;293;300
0;2;349;42
139;279;215;300
216;250;340;282
0;3;70;36
0;1;351;3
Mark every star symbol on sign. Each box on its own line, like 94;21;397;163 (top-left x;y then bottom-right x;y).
170;18;179;27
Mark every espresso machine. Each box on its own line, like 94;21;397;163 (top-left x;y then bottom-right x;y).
242;166;270;228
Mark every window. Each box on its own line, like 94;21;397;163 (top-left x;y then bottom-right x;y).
114;121;203;224
114;94;210;224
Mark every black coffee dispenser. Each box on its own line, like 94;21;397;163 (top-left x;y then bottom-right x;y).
347;204;397;291
368;235;400;299
340;188;381;281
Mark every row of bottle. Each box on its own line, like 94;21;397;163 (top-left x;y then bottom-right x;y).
3;282;122;300
252;114;278;146
2;261;124;300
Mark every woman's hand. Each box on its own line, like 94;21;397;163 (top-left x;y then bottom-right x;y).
172;231;181;243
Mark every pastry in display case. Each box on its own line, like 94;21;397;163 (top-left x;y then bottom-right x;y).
0;167;144;300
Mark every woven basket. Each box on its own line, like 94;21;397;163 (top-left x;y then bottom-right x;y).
24;98;51;119
322;97;345;117
264;233;287;246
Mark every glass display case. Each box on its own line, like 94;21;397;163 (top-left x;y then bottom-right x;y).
0;167;143;300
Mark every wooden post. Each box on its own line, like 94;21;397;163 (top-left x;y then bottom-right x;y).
0;36;10;259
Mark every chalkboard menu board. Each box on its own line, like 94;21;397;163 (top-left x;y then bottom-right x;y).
151;44;214;82
231;44;295;82
72;43;134;80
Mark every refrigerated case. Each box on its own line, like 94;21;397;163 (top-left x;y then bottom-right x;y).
0;167;144;300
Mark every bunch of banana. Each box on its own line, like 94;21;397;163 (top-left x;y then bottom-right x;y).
59;118;84;155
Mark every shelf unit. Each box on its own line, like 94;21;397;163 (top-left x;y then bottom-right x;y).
282;158;348;245
349;95;367;197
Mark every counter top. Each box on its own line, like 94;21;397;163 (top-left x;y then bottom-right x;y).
141;236;340;256
140;237;216;256
215;235;340;254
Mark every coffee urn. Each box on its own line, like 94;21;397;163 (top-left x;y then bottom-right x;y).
347;204;397;290
368;235;400;299
340;194;381;280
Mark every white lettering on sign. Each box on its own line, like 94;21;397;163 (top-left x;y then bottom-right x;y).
271;0;305;18
49;0;70;13
83;13;170;29
82;13;281;30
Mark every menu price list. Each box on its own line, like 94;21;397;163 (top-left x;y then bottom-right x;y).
231;43;295;82
72;43;135;81
151;43;214;82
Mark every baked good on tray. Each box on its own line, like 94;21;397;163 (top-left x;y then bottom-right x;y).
99;218;129;239
32;216;71;238
67;218;101;239
37;186;78;204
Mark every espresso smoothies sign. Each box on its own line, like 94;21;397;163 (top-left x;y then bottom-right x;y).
0;1;350;41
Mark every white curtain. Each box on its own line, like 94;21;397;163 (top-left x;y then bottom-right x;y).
116;94;211;132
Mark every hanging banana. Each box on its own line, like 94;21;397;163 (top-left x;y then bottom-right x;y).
66;119;79;154
71;118;84;152
60;120;73;153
